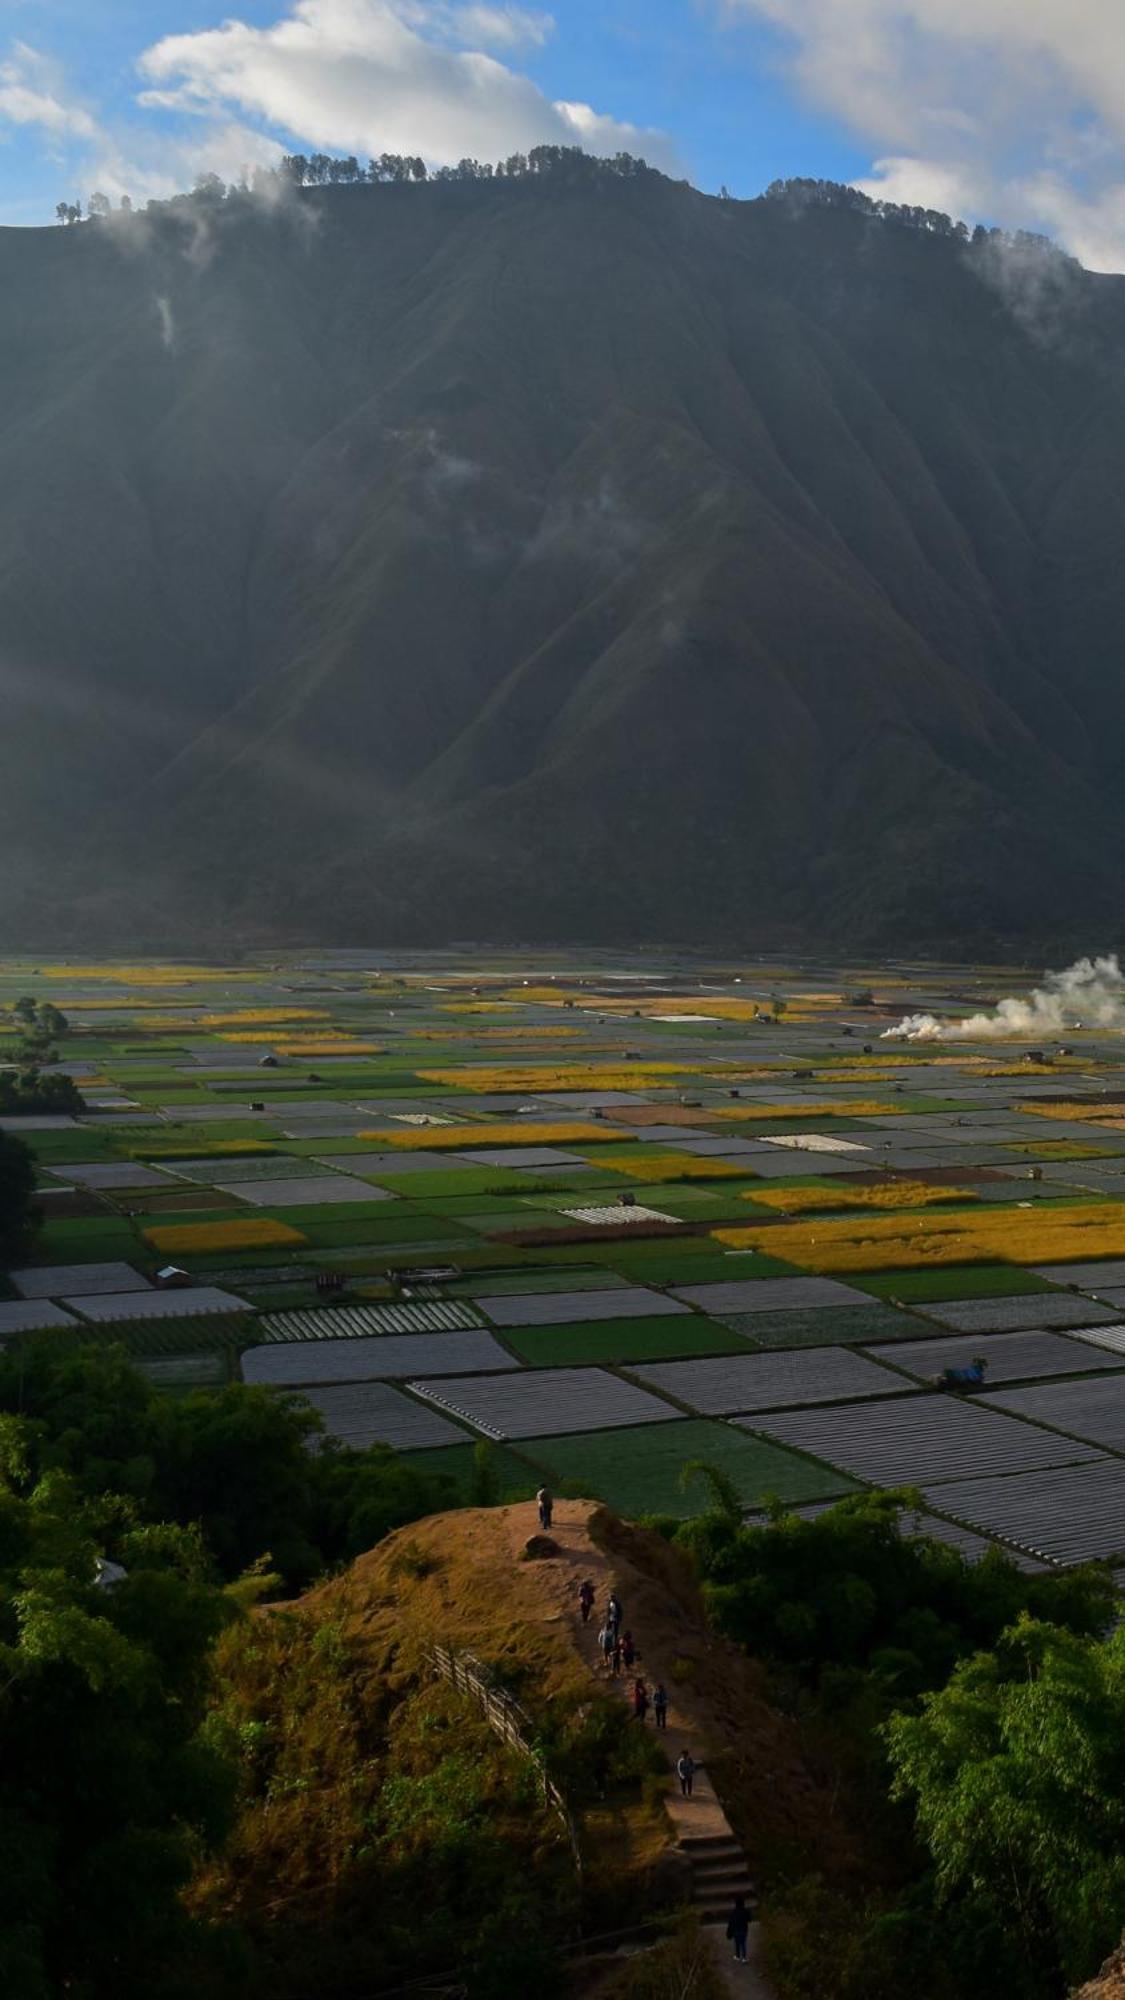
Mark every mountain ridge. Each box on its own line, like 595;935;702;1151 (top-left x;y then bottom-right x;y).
4;169;1125;951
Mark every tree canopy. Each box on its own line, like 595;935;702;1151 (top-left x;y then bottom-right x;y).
0;1129;38;1266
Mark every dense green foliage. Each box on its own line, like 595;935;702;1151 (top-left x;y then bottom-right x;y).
0;1128;38;1263
7;170;1125;949
887;1619;1125;1994
0;1067;84;1115
670;1492;1120;2000
0;1342;462;1585
0;1445;241;1997
674;1490;1114;1700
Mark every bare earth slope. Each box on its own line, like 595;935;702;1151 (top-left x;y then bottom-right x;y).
5;175;1125;948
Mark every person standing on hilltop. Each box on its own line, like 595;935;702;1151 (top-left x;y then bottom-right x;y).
726;1893;751;1963
536;1486;553;1530
578;1578;595;1625
676;1750;695;1797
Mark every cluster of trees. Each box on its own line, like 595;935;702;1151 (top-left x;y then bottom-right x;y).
56;144;658;222
0;1068;83;1116
763;176;1067;262
279;143;655;188
668;1486;1121;1998
0;1128;38;1263
2;998;82;1116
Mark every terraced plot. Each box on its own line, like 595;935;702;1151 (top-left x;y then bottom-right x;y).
410;1367;680;1439
750;1396;1101;1486
869;1329;1125;1384
983;1375;1125;1451
922;1459;1125;1565
633;1346;911;1414
243;1328;514;1385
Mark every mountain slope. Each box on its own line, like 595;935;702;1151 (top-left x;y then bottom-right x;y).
4;172;1125;949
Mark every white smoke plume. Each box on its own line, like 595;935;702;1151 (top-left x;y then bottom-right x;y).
884;954;1125;1042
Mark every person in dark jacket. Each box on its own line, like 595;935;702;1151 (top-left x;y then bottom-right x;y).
676;1750;695;1797
578;1578;595;1624
726;1893;751;1962
632;1678;649;1722
653;1682;668;1730
621;1629;636;1670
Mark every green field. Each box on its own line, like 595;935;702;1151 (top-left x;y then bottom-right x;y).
525;1419;857;1518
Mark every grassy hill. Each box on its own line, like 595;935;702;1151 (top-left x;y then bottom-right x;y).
5;170;1125;950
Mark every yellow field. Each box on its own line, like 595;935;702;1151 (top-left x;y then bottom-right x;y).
35;964;254;984
713;1200;1125;1272
418;1063;737;1092
597;1150;748;1182
359;1122;633;1148
198;1009;329;1027
216;1032;382;1055
1016;1100;1122;1122
143;1218;307;1253
746;1181;978;1214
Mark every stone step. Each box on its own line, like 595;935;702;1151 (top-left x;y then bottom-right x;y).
680;1831;744;1853
692;1868;756;1897
689;1849;749;1874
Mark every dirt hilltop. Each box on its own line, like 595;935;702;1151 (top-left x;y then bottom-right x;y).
294;1496;837;1876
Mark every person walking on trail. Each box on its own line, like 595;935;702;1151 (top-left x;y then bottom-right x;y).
578;1578;595;1625
676;1750;695;1798
632;1678;649;1722
653;1682;668;1730
621;1630;636;1671
598;1623;614;1668
726;1892;751;1963
536;1486;553;1530
607;1590;623;1635
611;1632;623;1678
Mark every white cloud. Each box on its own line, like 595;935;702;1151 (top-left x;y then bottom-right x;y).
136;0;673;170
730;0;1125;269
0;42;98;141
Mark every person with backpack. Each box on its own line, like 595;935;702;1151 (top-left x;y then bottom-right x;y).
653;1682;668;1730
578;1578;595;1625
726;1893;751;1963
632;1678;649;1722
676;1750;695;1797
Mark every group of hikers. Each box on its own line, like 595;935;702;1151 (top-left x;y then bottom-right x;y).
577;1575;672;1731
537;1493;753;1966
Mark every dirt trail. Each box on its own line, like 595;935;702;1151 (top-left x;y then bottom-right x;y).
504;1502;776;1997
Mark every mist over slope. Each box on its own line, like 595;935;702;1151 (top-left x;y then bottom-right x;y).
4;169;1125;949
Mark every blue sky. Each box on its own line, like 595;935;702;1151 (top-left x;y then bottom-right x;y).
5;1;1125;269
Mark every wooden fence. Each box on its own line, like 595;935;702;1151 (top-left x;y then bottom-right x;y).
428;1644;582;1878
